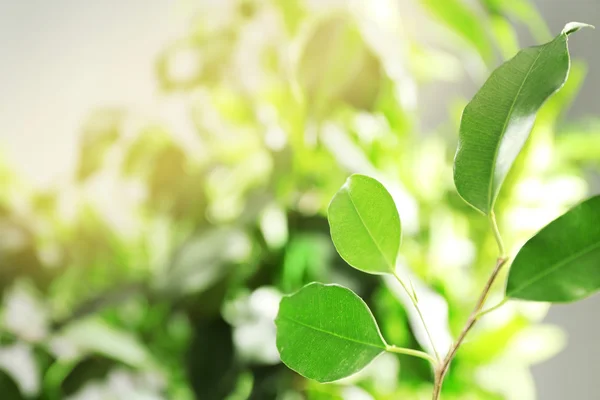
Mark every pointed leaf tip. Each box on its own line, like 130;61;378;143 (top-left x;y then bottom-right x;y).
562;22;595;35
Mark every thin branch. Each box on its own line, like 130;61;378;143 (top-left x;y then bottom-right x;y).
392;270;441;362
432;255;508;400
432;213;509;399
386;344;437;365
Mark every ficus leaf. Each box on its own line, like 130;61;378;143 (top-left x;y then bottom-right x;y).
453;22;592;215
328;174;400;275
506;195;600;302
275;283;387;382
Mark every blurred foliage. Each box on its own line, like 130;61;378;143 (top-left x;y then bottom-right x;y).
0;0;598;399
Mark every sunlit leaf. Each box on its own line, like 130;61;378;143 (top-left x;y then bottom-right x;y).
328;174;400;275
506;195;600;302
453;23;591;214
275;283;386;382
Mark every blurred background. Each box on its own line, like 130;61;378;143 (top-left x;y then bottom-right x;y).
0;0;599;399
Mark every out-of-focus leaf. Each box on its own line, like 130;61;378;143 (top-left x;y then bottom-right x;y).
454;24;590;214
76;109;123;182
295;14;382;112
504;324;566;365
506;195;600;302
490;16;520;60
0;370;24;400
53;318;154;369
280;234;333;292
420;0;493;63
557;119;600;164
481;0;552;43
60;356;114;397
275;283;386;383
156;32;236;91
224;287;282;365
328;174;400;275
187;317;238;400
121;127;172;178
0;343;39;397
225;371;253;400
161;228;250;296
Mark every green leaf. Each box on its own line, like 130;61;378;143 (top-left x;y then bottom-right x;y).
328;174;400;275
275;283;387;382
506;195;600;302
453;22;591;215
295;14;382;112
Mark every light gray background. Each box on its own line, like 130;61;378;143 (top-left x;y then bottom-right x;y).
0;1;599;399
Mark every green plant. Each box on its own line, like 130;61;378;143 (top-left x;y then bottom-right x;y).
275;22;595;400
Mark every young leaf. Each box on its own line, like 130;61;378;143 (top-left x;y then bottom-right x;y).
506;195;600;302
328;174;400;275
453;22;592;215
275;283;387;382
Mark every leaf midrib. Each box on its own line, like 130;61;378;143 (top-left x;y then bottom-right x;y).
508;240;600;297
346;190;395;270
486;43;549;212
277;314;386;351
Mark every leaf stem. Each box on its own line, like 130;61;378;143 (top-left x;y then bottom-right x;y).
432;214;509;399
476;297;508;319
490;211;506;257
392;270;441;362
386;344;437;365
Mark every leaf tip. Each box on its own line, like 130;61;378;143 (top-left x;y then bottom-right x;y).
562;22;595;36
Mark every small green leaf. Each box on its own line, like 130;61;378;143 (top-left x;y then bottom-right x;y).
506;195;600;302
328;174;400;275
453;22;591;215
275;283;387;382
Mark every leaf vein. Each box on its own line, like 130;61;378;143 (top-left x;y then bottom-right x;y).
346;191;395;271
277;315;386;351
486;45;547;211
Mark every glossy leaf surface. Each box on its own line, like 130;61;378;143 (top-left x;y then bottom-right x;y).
506;195;600;302
275;283;386;382
454;23;591;214
328;174;400;274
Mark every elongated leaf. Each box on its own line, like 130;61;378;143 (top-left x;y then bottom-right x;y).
275;283;387;382
453;22;592;215
328;174;400;274
506;195;600;302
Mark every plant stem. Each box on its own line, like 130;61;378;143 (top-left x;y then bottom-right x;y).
386;344;438;365
490;211;506;257
392;270;442;362
432;256;507;399
431;214;508;400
